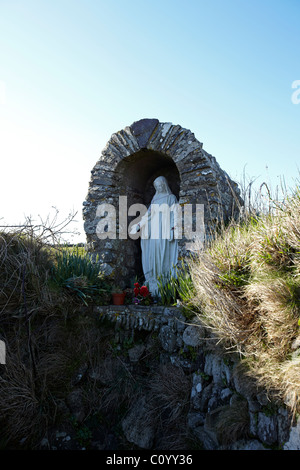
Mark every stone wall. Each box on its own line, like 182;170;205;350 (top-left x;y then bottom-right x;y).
83;119;243;287
95;304;300;450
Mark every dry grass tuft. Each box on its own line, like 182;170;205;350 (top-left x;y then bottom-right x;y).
149;364;191;422
215;399;250;445
148;364;191;449
0;348;48;447
0;231;69;323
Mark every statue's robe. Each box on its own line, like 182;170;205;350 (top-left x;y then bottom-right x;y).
139;190;179;295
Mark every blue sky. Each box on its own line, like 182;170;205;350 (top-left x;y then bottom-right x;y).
0;0;299;242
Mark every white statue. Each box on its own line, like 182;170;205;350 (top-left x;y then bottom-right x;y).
130;176;179;295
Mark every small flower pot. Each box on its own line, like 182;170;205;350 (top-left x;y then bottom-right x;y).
112;292;126;305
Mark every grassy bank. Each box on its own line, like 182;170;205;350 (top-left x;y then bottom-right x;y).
188;185;300;415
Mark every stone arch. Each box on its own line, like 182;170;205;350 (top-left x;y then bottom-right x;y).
83;118;243;286
113;149;181;282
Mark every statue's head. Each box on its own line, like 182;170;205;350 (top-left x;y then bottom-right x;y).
153;176;171;194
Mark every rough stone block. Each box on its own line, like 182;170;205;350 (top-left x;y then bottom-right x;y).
121;395;155;449
130;118;159;148
159;325;177;353
182;324;202;347
257;412;277;445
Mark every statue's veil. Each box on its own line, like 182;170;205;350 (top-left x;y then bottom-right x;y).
152;176;173;203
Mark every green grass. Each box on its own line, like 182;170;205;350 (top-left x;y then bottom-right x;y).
50;246;112;305
157;261;195;309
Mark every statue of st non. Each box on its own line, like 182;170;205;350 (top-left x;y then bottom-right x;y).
130;176;179;295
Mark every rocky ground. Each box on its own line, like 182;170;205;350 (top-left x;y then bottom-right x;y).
30;305;300;451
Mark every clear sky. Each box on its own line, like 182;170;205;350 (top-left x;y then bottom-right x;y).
0;0;299;243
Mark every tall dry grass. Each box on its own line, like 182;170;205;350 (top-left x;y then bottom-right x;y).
0;225;96;448
188;181;300;415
